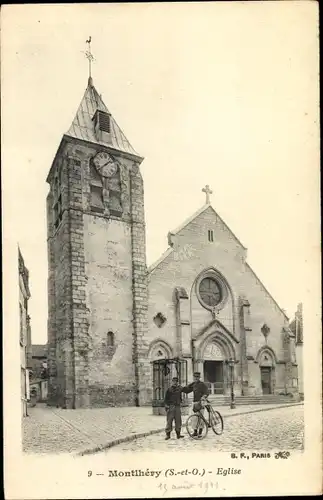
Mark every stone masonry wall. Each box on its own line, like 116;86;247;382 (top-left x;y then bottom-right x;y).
67;153;90;408
46;186;57;405
130;163;150;406
83;214;136;406
73;143;140;407
47;154;75;408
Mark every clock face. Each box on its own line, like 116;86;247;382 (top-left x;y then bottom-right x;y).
93;151;117;178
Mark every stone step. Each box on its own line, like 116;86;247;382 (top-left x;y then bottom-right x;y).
208;395;300;405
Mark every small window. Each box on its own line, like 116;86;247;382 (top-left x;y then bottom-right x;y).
53;195;63;229
19;304;23;344
107;331;114;347
208;230;214;242
53;203;59;229
58;167;63;186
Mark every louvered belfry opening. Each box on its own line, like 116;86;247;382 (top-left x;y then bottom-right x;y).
92;109;112;144
98;111;111;133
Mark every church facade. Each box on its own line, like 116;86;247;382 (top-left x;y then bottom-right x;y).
147;204;301;402
46;77;301;409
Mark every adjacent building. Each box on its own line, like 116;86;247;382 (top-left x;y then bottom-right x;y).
29;344;48;403
290;303;304;399
19;248;31;416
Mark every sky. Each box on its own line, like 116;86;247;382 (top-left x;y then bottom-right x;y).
2;3;320;344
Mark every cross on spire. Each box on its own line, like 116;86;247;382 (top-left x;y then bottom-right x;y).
84;36;94;80
202;185;213;204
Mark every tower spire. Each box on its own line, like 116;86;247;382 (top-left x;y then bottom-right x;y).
85;36;94;84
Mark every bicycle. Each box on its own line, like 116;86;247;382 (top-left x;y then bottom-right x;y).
185;398;224;440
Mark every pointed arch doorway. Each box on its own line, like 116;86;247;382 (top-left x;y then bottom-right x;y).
258;350;276;395
203;343;226;395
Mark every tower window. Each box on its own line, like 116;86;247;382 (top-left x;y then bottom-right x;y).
58;166;63;186
92;110;112;144
19;304;24;344
58;195;62;219
208;230;214;242
107;331;115;347
53;170;63;230
99;112;111;133
90;185;104;212
93;110;111;133
54;195;63;229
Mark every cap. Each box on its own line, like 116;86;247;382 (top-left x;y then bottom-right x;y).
193;372;201;376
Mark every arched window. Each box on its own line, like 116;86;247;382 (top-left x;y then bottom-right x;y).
107;331;114;347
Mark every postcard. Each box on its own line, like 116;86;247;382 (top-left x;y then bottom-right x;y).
2;2;321;498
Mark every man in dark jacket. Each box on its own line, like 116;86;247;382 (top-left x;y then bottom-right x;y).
164;377;185;440
182;372;209;437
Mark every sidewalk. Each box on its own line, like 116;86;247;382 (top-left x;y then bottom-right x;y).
22;402;303;456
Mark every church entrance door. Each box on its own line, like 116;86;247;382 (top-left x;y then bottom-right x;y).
260;367;272;394
203;361;224;395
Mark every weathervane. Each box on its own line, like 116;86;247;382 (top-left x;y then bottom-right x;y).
84;36;94;79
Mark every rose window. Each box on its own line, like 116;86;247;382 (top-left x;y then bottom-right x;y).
199;277;222;307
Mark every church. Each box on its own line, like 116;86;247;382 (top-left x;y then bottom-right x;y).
46;74;303;409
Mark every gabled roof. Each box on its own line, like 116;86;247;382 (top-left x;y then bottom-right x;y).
168;203;212;237
148;248;173;274
148;202;246;274
148;202;290;319
245;263;289;320
65;77;141;158
169;202;247;250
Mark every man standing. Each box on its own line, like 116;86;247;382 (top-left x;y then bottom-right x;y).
182;372;209;437
164;377;185;440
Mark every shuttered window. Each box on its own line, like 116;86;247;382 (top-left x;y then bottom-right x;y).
99;112;111;133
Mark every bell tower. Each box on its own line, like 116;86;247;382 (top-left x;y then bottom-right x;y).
46;75;149;408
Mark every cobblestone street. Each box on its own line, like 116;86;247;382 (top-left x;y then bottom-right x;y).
107;406;304;453
22;404;164;454
22;403;302;455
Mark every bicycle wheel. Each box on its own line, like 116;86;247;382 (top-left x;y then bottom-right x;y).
210;408;224;435
186;414;208;440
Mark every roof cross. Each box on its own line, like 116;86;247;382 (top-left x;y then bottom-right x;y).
202;184;213;204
